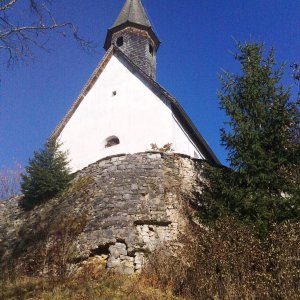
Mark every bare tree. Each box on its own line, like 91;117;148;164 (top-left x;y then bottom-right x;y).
0;163;23;200
0;0;94;66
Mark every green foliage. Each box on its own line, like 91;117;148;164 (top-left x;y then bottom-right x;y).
21;140;73;208
201;42;300;234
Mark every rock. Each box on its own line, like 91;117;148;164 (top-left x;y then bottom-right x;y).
107;258;120;268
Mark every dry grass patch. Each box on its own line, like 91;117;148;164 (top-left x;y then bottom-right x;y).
144;218;300;300
0;271;181;300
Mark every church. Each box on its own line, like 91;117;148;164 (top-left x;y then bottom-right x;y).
51;0;219;172
0;0;223;276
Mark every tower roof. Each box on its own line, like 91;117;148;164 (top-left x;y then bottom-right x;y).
112;0;152;28
104;0;160;50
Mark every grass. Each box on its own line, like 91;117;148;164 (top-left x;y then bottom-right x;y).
0;272;181;300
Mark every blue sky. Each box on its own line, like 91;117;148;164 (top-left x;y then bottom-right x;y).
1;0;299;168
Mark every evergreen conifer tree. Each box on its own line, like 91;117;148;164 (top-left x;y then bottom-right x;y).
201;42;300;233
21;139;73;208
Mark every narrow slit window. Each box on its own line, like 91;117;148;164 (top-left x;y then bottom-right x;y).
105;136;120;148
149;44;154;55
116;36;124;47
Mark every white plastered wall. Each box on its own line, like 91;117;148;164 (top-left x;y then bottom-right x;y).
58;54;205;172
171;115;204;160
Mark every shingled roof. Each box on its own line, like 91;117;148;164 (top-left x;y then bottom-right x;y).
104;0;160;50
112;0;151;28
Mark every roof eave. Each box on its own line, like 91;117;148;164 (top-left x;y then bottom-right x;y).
104;21;161;51
170;102;221;165
50;47;115;141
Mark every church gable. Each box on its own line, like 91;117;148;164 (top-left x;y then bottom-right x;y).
56;50;175;172
51;48;115;141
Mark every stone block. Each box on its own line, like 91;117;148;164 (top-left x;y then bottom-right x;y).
117;264;134;275
131;183;138;190
107;258;120;268
123;194;132;200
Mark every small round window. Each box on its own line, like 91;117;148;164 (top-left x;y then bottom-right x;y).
105;136;120;148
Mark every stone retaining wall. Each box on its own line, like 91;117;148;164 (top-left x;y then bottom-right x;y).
0;152;205;274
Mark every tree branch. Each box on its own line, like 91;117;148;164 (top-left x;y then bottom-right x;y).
0;22;72;39
0;0;18;12
0;0;96;67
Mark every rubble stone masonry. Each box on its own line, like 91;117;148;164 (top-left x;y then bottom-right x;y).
0;152;205;274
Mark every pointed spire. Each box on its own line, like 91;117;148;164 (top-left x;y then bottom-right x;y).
112;0;152;29
104;0;160;51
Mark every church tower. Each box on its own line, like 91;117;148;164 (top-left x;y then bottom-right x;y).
104;0;160;79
